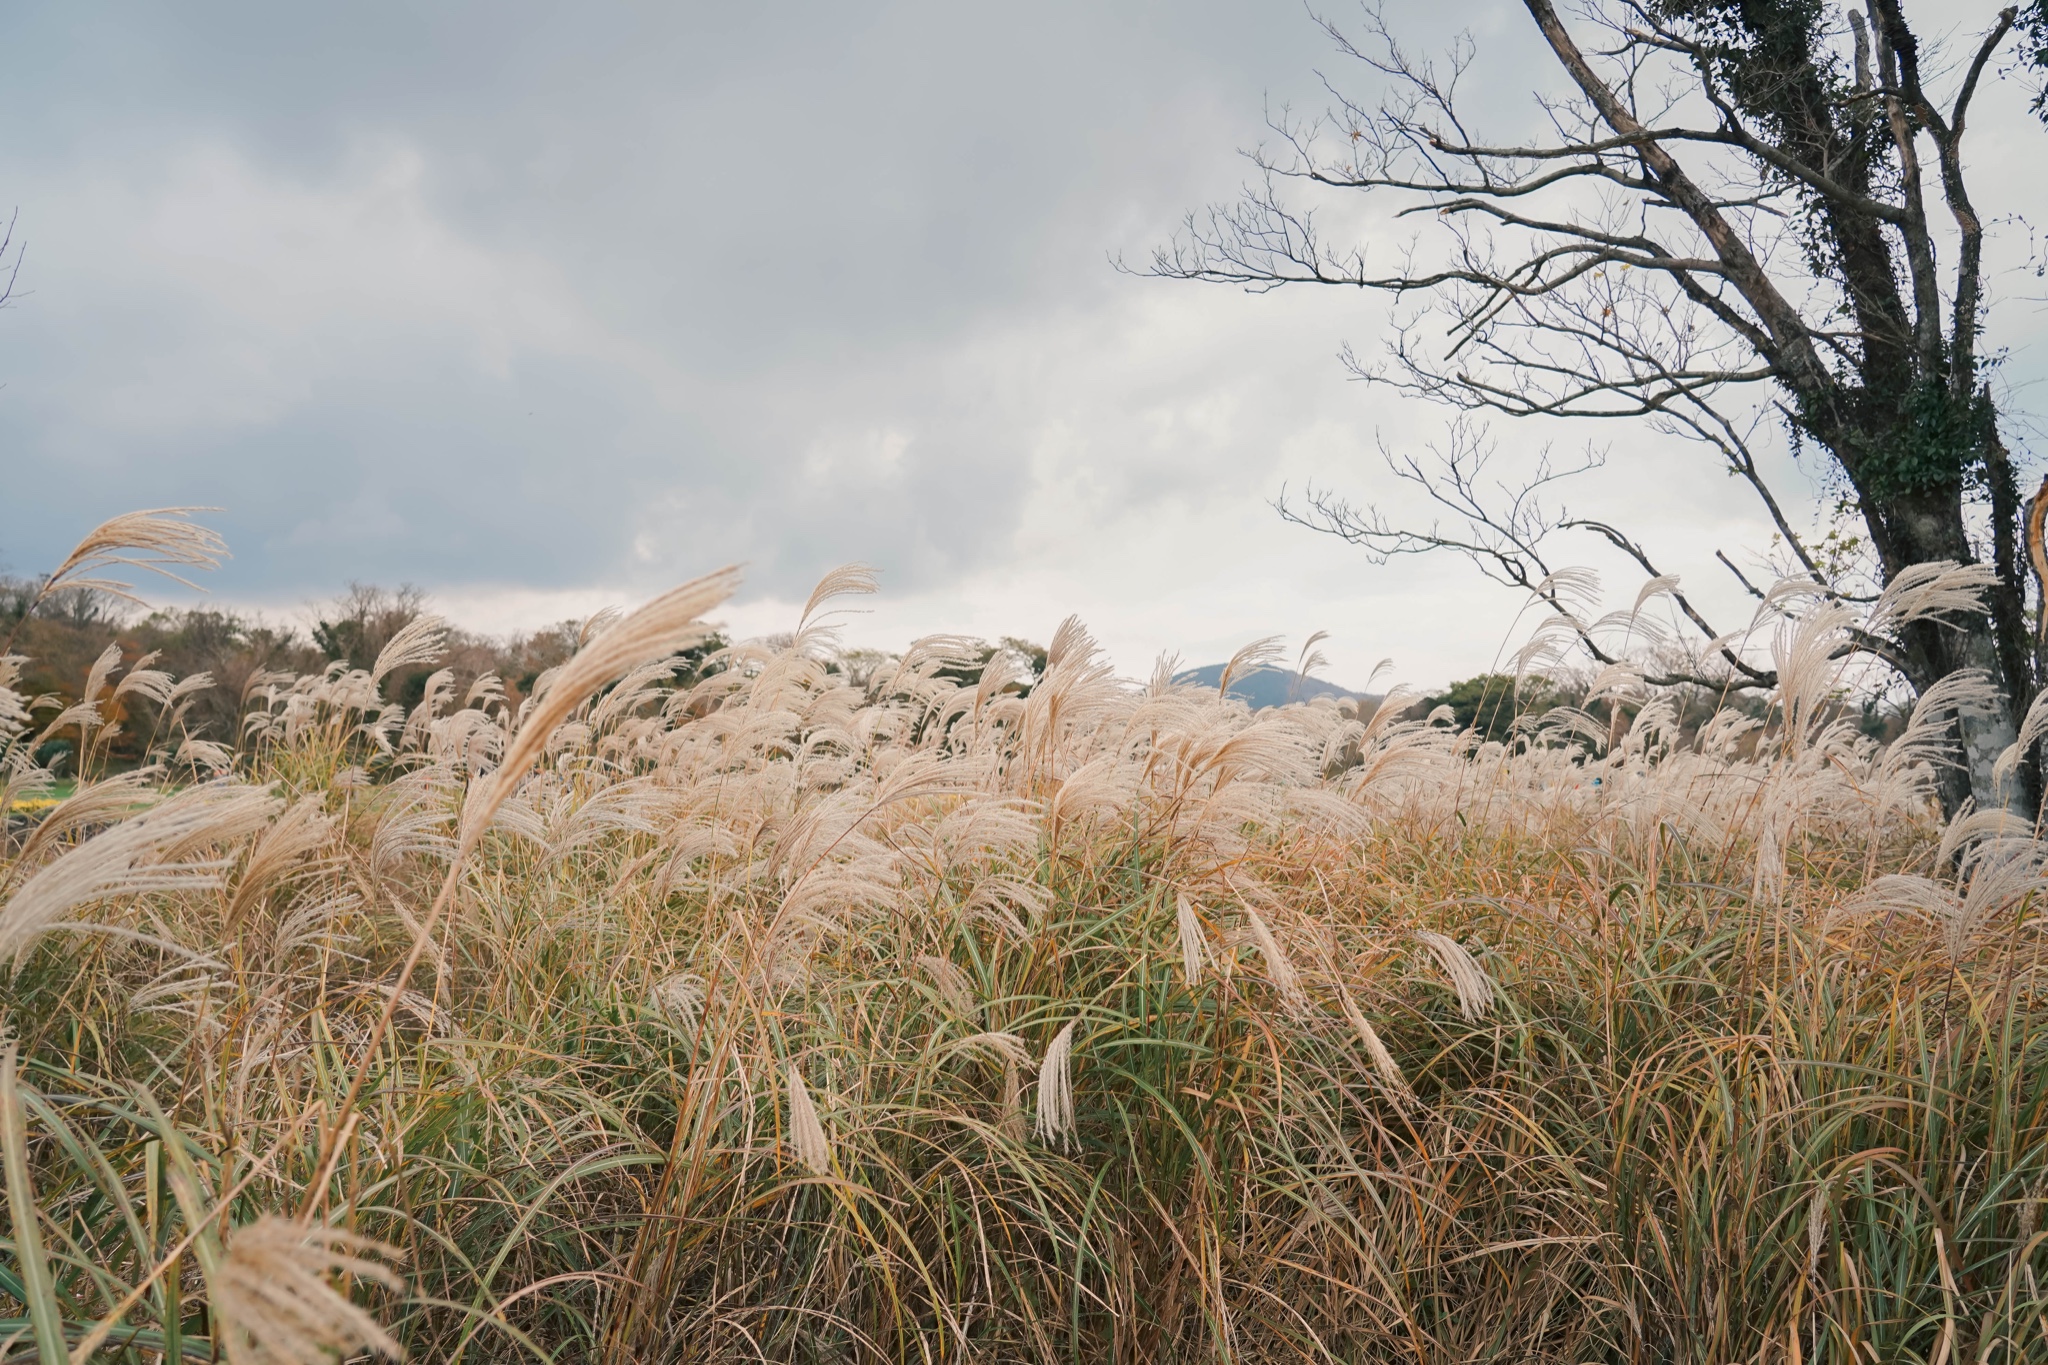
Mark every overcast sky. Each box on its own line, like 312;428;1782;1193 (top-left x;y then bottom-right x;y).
1;1;2043;689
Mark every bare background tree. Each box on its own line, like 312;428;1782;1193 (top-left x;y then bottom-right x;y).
1149;0;2040;813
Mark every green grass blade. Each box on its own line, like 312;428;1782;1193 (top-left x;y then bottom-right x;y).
0;1044;68;1364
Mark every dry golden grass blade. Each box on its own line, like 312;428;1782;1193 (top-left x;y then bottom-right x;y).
0;1043;67;1365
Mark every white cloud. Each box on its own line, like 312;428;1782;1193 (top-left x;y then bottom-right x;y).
2;0;2042;694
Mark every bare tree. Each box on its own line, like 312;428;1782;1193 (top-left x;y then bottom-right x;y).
1148;0;2035;812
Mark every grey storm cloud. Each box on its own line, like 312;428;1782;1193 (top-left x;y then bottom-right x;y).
0;0;2041;687
0;0;1347;590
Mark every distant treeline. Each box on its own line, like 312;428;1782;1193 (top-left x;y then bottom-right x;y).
0;579;601;771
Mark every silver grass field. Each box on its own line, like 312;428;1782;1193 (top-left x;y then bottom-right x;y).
6;511;2048;1362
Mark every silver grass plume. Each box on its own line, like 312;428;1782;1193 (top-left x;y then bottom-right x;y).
0;781;280;965
223;798;336;931
459;568;741;849
1176;892;1209;987
369;615;448;692
1868;560;2000;631
1338;984;1413;1104
1415;930;1496;1021
2;769;161;881
1001;1057;1028;1142
111;651;178;708
786;1064;832;1175
651;972;705;1038
1935;800;2028;869
1243;904;1306;1012
13;507;226;623
947;1031;1034;1068
216;1215;403;1365
798;562;881;631
917;954;979;1017
0;656;32;743
1216;635;1286;701
1034;1019;1079;1150
1994;686;2048;794
1294;630;1331;687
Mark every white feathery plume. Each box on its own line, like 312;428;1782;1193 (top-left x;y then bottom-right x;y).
1217;636;1286;700
799;563;881;630
4;769;161;876
1934;800;2027;869
1993;687;2048;793
786;1064;832;1175
1243;904;1306;1012
111;652;178;707
917;954;979;1017
1338;984;1413;1104
1001;1056;1028;1143
960;876;1038;941
1756;573;1828;620
0;781;280;965
1882;670;2004;782
223;798;336;930
1868;561;1999;631
576;606;624;648
161;671;217;727
1631;574;1681;616
1294;630;1331;687
1768;601;1859;754
1583;663;1647;709
1949;840;2048;963
401;668;457;748
464;672;506;709
21;507;226;611
1527;565;1602;620
1034;1020;1079;1150
458;568;741;849
1415;930;1496;1021
216;1215;403;1365
651;972;705;1036
31;642;123;749
0;655;32;742
0;766;53;826
1508;621;1577;688
947;1031;1036;1071
175;737;237;775
1176;893;1209;987
369;615;448;690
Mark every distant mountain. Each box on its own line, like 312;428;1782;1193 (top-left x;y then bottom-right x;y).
1172;664;1366;710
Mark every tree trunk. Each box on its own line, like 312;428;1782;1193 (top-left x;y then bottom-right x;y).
1856;475;2027;815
